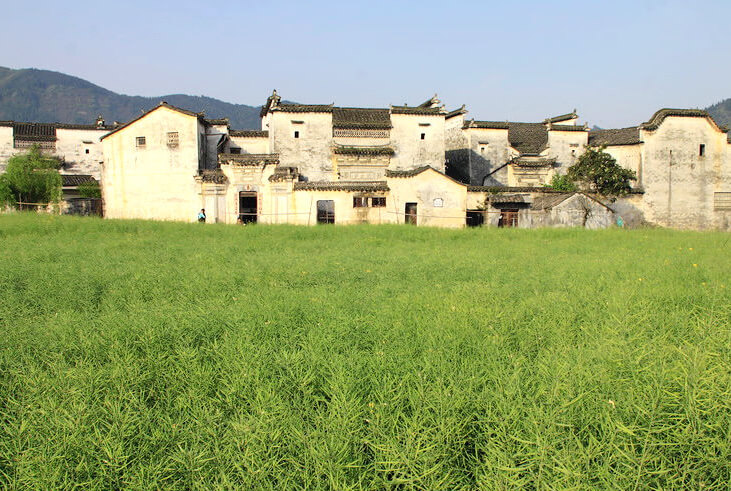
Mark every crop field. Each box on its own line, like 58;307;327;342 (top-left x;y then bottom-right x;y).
0;214;729;489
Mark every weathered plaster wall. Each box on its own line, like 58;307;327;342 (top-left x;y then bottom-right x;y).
0;126;15;173
639;118;728;229
469;128;512;185
386;169;466;228
525;194;615;229
102;107;202;221
270;111;334;181
229;136;270;154
389;114;445;173
56;128;107;178
546;129;587;173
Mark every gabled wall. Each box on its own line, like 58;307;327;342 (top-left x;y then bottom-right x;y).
101;106;202;221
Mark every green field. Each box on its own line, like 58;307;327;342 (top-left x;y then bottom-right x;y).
0;214;729;489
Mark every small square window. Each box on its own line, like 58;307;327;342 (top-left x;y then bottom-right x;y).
294;131;300;139
353;196;368;208
699;144;705;157
85;149;90;154
167;131;179;148
136;136;146;147
372;197;386;207
420;133;425;140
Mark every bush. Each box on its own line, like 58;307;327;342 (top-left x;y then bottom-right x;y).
0;145;62;209
78;181;102;199
544;174;577;192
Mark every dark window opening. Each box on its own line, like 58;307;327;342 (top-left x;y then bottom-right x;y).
238;192;258;224
85;149;90;154
699;144;705;157
353;197;368;208
317;200;335;224
230;147;241;154
294;131;300;139
136;136;146;147
420;133;425;140
466;210;485;227
372;197;386;207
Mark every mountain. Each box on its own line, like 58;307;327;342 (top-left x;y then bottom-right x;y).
705;99;731;129
0;66;262;129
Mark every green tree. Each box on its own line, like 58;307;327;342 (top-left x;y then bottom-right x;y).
78;181;102;199
544;173;577;192
0;146;62;209
567;146;637;197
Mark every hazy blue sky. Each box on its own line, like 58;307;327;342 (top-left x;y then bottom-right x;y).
3;0;730;127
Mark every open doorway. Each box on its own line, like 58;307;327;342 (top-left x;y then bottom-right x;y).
238;192;258;224
498;208;519;228
466;210;485;227
405;202;417;225
317;200;335;224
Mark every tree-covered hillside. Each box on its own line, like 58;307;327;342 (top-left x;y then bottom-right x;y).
0;67;262;129
704;98;731;129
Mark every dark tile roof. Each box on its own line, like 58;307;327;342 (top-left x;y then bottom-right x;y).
588;127;641;146
488;194;527;204
508;122;548;155
549;124;586;132
268;166;300;182
229;130;268;138
332;107;392;129
55;123;112;131
466;120;509;130
294;181;389;192
544;111;577;124
13;123;57;141
446;105;467;119
385;165;433;178
467;185;566;193
510;156;556;167
530;193;574;210
390;105;444;116
641;108;727;131
62;174;97;187
333;145;395;156
197;170;227;184
205;118;229;126
260;90;282;118
275;103;334;113
219;153;280;166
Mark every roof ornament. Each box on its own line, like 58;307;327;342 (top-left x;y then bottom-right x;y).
95;115;105;128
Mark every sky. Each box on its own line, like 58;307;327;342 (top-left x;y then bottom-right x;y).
2;0;730;128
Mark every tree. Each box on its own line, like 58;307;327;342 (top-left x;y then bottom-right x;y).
0;146;62;210
544;173;577;192
567;146;637;197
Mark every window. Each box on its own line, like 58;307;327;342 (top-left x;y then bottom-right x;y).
136;136;146;147
699;144;705;157
433;198;444;208
372;197;386;207
480;147;485;153
167;131;179;148
714;192;731;210
353;197;368;208
317;200;335;224
230;147;241;154
85;149;90;154
420;133;425;140
294;131;300;139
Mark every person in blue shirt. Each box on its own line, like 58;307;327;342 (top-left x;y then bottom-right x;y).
197;209;206;223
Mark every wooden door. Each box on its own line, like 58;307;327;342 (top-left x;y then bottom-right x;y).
405;203;417;225
238;192;257;224
498;208;519;228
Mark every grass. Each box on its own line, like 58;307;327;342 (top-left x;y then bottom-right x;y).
0;213;729;489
